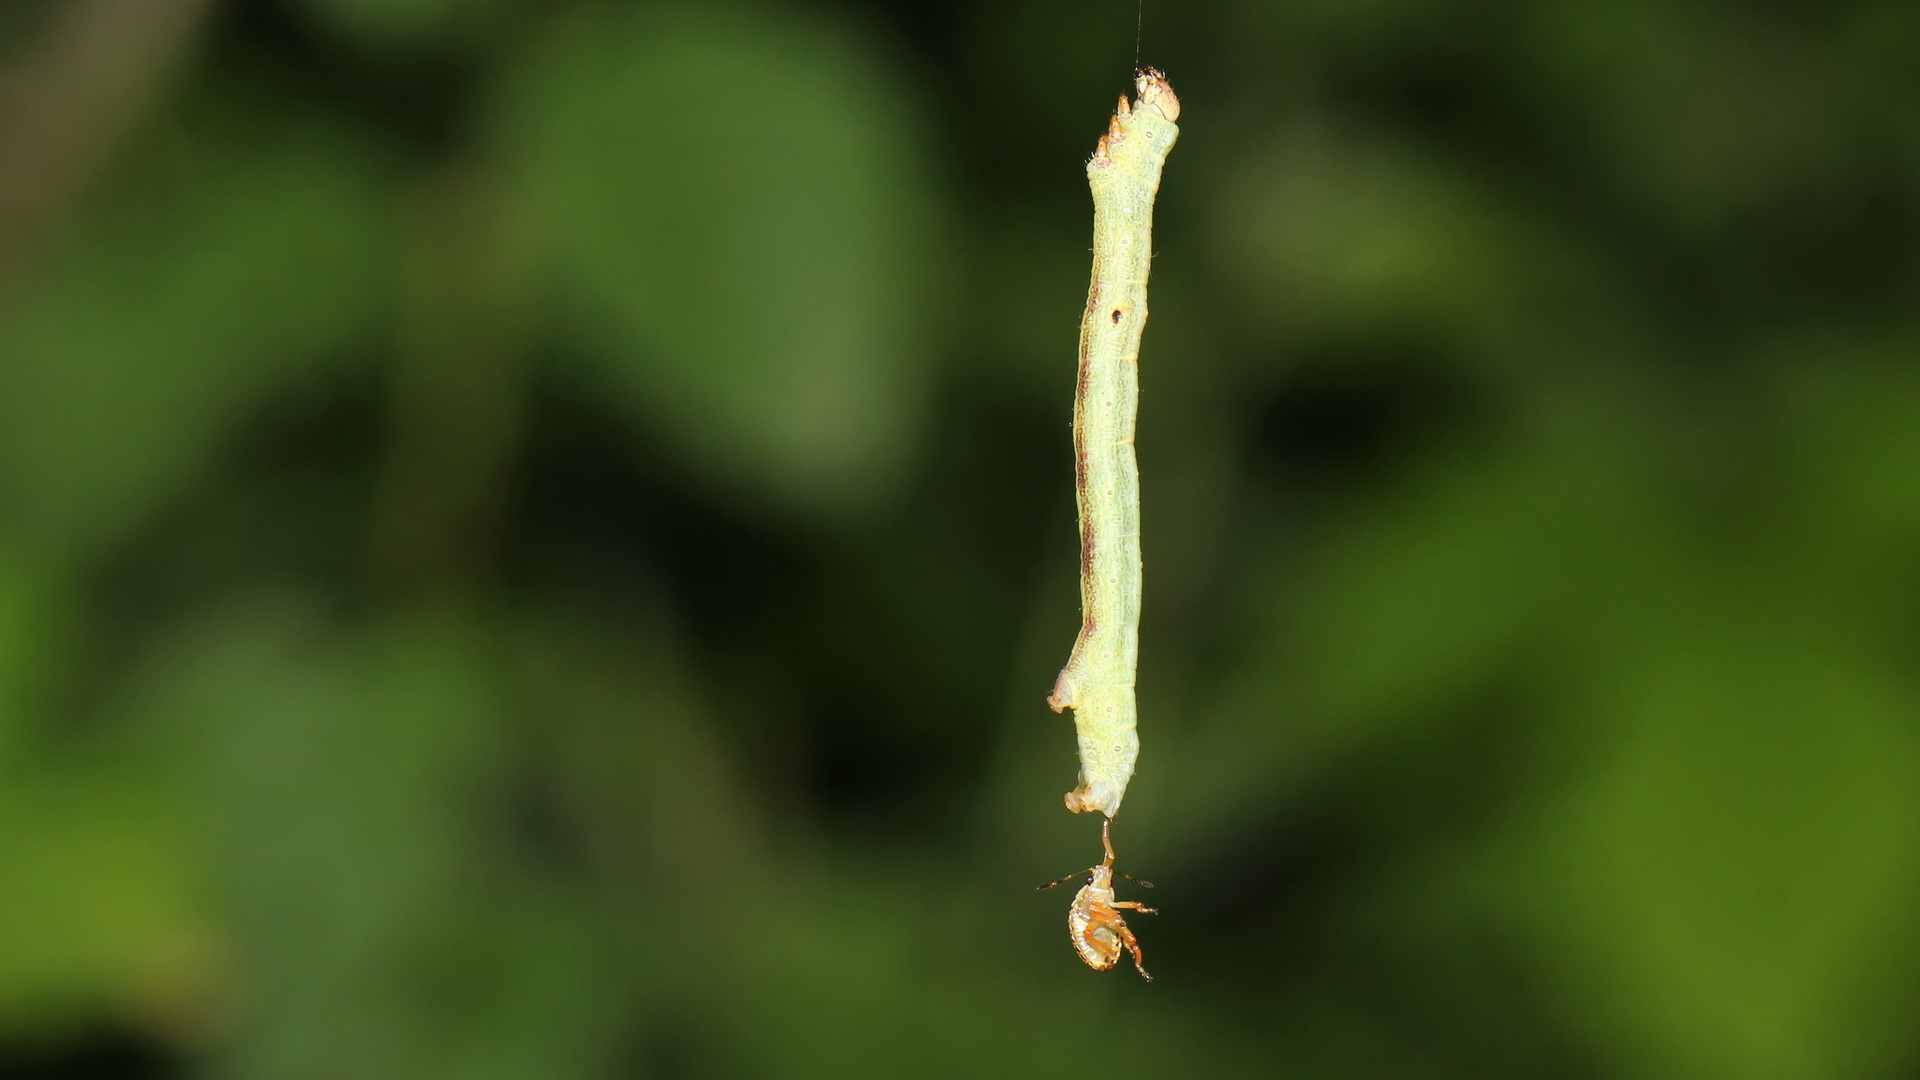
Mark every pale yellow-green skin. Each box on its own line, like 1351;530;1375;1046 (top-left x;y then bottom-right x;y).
1048;73;1180;819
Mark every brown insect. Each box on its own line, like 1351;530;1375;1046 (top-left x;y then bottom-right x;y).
1037;817;1157;980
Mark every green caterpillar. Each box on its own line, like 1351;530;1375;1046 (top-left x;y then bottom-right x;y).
1049;70;1180;819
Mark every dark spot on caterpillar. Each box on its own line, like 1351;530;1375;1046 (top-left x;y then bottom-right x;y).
1111;310;1123;323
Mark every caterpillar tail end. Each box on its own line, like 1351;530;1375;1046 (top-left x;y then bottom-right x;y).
1063;786;1109;816
1064;771;1125;817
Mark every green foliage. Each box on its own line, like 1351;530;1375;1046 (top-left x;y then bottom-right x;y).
499;4;939;521
0;118;389;556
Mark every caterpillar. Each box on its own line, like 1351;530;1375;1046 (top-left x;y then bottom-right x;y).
1048;70;1180;819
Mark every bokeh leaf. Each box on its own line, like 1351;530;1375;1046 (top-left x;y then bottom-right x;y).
1511;610;1920;1080
0;116;389;557
498;4;940;521
130;601;613;1080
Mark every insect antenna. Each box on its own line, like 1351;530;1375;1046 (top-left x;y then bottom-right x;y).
1035;867;1095;891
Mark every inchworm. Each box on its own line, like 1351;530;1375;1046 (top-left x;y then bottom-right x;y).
1048;70;1180;820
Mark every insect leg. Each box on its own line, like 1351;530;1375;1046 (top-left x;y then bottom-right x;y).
1113;921;1152;981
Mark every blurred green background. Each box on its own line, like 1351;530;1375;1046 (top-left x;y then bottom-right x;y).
4;0;1920;1076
